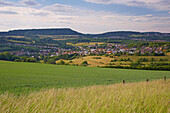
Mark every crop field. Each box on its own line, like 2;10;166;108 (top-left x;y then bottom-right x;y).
3;36;25;38
7;40;31;44
0;60;169;94
0;80;169;112
67;42;104;46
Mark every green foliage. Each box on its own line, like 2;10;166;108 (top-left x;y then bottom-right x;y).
159;58;168;61
0;52;20;61
111;59;117;62
0;44;40;52
137;58;149;62
119;58;131;62
52;53;79;60
26;57;37;62
47;59;56;64
56;60;65;65
93;57;102;59
82;61;88;66
0;52;38;63
14;59;21;62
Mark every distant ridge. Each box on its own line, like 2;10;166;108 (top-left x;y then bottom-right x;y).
0;28;83;36
0;28;170;37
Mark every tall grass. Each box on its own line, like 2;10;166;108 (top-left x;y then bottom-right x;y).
0;80;169;113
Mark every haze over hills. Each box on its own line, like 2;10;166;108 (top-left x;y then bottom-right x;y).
0;28;170;38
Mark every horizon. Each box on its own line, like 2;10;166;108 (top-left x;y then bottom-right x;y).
0;27;170;34
0;0;170;33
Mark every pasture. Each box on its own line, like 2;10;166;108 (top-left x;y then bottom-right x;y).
0;61;169;94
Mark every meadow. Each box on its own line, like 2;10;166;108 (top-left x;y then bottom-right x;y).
64;53;170;67
0;80;169;112
0;60;170;94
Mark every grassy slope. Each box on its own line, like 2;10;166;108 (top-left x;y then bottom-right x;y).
0;80;169;112
0;61;170;94
69;53;170;67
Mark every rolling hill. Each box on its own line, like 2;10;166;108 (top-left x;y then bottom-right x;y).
0;28;170;38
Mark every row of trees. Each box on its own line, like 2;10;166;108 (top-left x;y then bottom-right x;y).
0;52;38;62
0;52;81;64
127;42;170;48
101;63;170;71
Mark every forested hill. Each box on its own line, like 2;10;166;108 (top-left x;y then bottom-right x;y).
0;28;170;38
0;28;83;36
88;31;170;38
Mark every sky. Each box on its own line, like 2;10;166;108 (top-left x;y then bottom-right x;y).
0;0;170;33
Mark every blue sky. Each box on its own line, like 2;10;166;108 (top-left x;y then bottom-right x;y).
0;0;170;33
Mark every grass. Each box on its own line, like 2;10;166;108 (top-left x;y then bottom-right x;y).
0;60;170;94
0;80;169;112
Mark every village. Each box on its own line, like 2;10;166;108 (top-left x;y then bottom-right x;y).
5;41;168;57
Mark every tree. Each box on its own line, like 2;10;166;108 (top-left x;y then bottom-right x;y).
3;52;13;61
14;59;21;62
82;61;88;66
57;60;65;65
47;59;56;64
26;57;37;62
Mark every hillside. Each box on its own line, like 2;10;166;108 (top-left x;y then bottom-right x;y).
0;61;169;94
0;28;83;36
0;80;169;112
0;28;170;39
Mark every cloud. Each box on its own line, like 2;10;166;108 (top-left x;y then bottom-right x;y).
84;0;170;11
0;0;15;6
19;0;41;7
30;12;49;16
0;10;18;14
42;3;79;14
0;3;170;33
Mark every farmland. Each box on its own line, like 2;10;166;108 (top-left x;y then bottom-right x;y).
0;60;169;94
61;53;170;67
67;42;104;46
0;80;169;112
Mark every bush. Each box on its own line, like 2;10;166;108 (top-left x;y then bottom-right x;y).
26;57;37;62
56;60;65;65
82;61;88;66
14;59;21;62
93;57;102;59
69;61;73;63
111;59;117;62
47;59;56;64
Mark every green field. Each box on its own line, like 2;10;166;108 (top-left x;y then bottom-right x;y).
0;61;169;94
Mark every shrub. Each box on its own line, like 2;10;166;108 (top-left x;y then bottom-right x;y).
82;61;88;66
14;59;21;62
